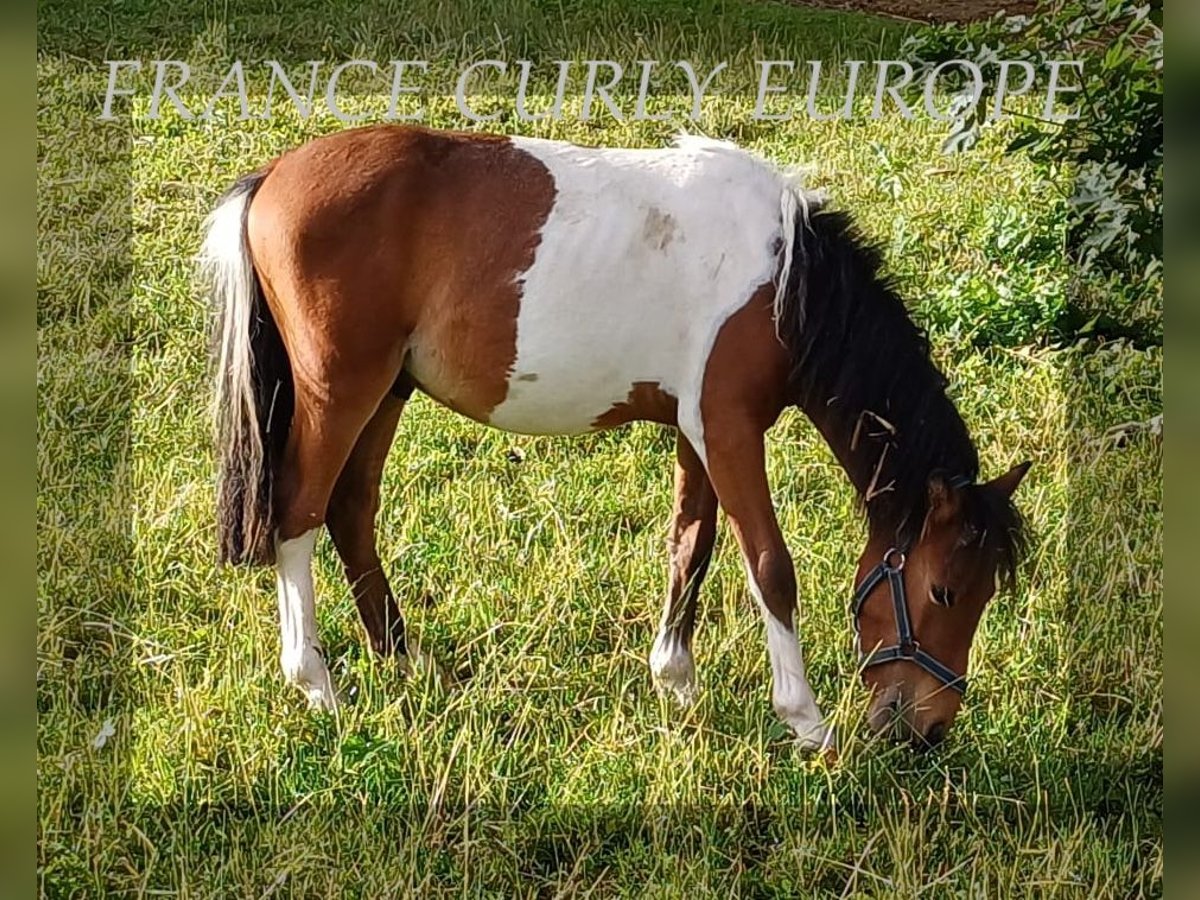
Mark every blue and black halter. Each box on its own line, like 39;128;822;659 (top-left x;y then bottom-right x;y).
850;548;966;694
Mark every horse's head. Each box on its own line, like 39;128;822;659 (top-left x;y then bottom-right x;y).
853;461;1030;748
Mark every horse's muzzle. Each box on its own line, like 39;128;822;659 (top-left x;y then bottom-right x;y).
867;683;952;750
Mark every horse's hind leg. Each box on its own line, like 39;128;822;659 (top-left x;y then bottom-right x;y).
650;432;717;705
274;369;401;710
326;379;411;659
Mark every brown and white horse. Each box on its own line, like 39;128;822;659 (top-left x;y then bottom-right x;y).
202;125;1028;750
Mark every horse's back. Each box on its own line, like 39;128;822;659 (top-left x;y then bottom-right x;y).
478;136;788;435
246;126;790;434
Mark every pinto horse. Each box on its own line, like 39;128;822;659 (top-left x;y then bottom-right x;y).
202;125;1028;750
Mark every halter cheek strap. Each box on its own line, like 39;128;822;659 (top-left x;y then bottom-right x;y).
851;548;968;694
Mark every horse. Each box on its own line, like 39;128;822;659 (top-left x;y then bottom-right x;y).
201;124;1029;751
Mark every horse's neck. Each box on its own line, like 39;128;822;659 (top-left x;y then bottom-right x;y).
788;320;980;542
799;381;976;538
777;210;979;540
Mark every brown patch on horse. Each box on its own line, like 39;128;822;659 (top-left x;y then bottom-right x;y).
592;381;679;429
700;283;792;435
248;125;556;427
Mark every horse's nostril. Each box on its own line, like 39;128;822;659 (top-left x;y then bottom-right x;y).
869;691;905;736
924;721;947;747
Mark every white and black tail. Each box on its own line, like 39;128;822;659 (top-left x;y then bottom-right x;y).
201;169;292;566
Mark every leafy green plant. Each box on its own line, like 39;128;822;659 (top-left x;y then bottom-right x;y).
917;202;1072;348
903;1;1162;310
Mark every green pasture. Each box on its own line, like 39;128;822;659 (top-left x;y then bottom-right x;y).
38;1;1161;896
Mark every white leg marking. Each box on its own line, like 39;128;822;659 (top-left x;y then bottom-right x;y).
745;564;832;750
650;626;697;706
762;612;830;749
276;529;337;711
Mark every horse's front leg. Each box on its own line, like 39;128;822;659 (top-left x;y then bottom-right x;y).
650;431;718;705
701;420;833;751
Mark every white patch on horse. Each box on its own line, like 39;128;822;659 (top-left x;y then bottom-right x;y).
493;134;813;457
650;627;696;706
275;529;337;710
743;562;832;750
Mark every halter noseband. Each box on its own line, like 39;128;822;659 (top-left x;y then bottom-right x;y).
850;546;968;694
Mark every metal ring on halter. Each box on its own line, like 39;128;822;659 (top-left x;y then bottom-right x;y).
881;547;906;571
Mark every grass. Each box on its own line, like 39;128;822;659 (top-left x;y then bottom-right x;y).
38;1;1161;896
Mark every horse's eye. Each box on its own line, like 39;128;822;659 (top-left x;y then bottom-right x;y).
930;585;956;607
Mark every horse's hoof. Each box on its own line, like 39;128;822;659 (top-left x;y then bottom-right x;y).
649;642;697;706
653;676;698;708
400;644;451;689
304;685;338;712
813;743;840;767
284;646;338;712
794;722;836;756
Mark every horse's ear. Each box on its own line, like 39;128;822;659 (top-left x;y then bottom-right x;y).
926;472;965;525
987;460;1032;498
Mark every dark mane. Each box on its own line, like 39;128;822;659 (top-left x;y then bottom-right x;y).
778;205;1025;581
